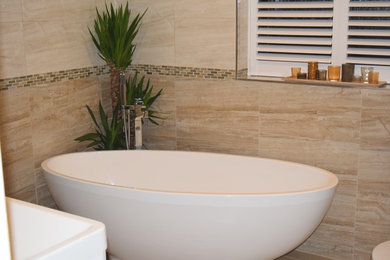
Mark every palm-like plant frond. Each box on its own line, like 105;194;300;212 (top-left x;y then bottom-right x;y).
125;72;163;125
89;2;146;71
75;101;126;150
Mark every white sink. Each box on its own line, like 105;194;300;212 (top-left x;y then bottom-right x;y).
6;197;107;260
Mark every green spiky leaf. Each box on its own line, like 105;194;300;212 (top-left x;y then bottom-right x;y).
89;3;146;71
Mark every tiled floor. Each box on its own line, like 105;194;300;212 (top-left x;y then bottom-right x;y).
276;251;335;260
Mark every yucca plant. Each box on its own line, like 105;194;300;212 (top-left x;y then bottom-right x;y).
75;101;126;150
89;2;146;110
125;72;163;125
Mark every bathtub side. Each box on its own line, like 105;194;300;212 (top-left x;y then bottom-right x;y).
43;168;337;260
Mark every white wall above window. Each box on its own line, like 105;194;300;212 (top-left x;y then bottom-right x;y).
248;0;390;82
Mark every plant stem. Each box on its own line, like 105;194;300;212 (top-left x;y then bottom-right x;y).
110;64;120;111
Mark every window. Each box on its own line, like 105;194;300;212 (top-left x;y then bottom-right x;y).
248;0;390;82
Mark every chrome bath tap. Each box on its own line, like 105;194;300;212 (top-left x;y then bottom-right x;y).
120;73;148;150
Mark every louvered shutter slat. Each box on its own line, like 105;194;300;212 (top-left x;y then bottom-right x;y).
347;0;390;65
348;38;390;47
256;0;333;63
258;36;332;46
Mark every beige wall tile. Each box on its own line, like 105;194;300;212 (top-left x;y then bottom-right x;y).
175;79;258;110
355;223;390;256
22;0;96;22
30;78;100;168
355;180;390;256
23;21;103;75
0;88;33;195
286;250;336;260
258;137;359;176
360;108;390;151
0;88;31;142
323;175;356;227
353;250;372;260
177;109;259;156
132;0;175;65
0;22;27;78
97;75;113;114
0;0;22;23
175;0;235;19
95;0;131;11
237;0;248;72
1;140;34;195
175;79;258;156
144;124;177;151
258;83;362;111
362;89;390;109
142;75;177;150
175;17;235;69
358;150;390;182
259;109;360;143
298;223;354;260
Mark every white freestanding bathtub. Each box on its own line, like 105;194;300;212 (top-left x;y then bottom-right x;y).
42;150;338;260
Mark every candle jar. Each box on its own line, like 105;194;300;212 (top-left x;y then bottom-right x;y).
308;61;318;80
297;72;307;79
328;65;341;81
369;71;379;84
352;76;362;83
291;67;301;78
361;67;374;83
341;63;354;82
316;70;327;80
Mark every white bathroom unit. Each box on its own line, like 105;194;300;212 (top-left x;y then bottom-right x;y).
7;198;107;260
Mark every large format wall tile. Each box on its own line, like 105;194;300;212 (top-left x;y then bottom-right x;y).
323;174;357;228
259;83;361;111
131;0;175;66
177;109;259;156
30;78;100;167
143;76;177;150
175;0;235;19
0;88;34;195
0;75;105;208
175;79;259;156
258;137;359;176
358;150;390;182
22;0;96;22
298;222;354;260
175;17;235;70
23;21;102;75
355;181;390;255
360;89;390;151
0;0;22;23
355;88;390;258
360;108;390;150
0;22;27;78
175;79;258;110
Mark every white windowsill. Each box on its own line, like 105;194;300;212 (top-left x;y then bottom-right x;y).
239;75;390;90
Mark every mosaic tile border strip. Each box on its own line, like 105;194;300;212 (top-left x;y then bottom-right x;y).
0;65;110;90
0;64;236;90
128;64;236;80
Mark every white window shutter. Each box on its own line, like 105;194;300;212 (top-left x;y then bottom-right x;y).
256;0;334;63
347;0;390;66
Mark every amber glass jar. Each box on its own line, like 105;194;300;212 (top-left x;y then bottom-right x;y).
307;61;318;80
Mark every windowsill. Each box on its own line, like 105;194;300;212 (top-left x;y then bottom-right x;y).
239;75;390;90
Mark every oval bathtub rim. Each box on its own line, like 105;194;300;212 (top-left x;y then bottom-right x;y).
41;150;339;197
